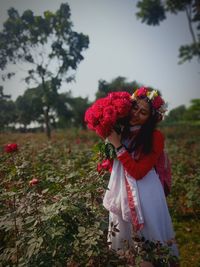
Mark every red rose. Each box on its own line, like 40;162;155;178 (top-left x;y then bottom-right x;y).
92;105;103;119
96;124;110;138
95;98;111;106
103;106;117;125
101;159;113;172
29;178;39;186
85;108;100;128
152;96;164;109
85;91;132;138
135;87;148;97
97;159;113;173
113;99;132;117
108;91;131;100
4;143;18;153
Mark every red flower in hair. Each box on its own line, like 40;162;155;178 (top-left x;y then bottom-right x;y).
135;87;148;97
152;95;164;109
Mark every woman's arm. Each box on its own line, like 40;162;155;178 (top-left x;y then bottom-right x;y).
117;130;164;180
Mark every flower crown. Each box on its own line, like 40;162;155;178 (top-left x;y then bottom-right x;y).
131;87;167;116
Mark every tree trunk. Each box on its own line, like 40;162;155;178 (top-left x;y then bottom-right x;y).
41;76;51;139
44;106;51;139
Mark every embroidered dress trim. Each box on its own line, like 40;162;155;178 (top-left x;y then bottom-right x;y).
124;170;144;231
103;155;144;232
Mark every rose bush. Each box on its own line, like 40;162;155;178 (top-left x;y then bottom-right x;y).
0;127;199;266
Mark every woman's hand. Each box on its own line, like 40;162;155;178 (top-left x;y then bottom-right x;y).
107;130;122;149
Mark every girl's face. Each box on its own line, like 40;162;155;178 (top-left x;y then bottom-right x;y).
129;98;151;126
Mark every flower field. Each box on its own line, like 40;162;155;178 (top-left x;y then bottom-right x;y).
0;125;200;267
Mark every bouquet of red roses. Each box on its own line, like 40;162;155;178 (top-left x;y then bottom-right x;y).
84;91;132;138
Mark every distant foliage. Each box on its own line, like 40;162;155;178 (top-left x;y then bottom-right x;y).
184;99;200;121
0;86;91;131
164;98;200;124
136;0;200;64
95;77;141;99
0;86;17;130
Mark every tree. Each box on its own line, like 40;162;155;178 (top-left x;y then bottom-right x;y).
95;76;161;99
68;96;91;128
0;85;11;100
0;3;89;138
0;86;17;130
15;86;76;130
164;100;200;124
15;87;44;129
52;91;74;128
95;76;141;99
136;0;200;63
164;105;187;123
184;98;200;120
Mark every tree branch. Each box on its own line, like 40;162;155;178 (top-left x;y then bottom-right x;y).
185;2;197;44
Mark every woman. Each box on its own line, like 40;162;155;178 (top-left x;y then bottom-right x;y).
103;87;179;263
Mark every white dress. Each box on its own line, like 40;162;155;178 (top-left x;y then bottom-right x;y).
103;154;179;257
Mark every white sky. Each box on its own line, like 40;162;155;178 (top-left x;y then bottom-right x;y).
0;0;199;111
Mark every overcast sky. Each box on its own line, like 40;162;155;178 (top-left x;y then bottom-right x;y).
0;0;199;111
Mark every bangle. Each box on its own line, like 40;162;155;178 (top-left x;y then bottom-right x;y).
116;145;126;157
116;145;123;151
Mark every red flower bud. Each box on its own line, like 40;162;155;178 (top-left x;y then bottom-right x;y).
29;178;39;186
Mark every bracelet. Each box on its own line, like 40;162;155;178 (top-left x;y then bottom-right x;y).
116;145;127;157
116;145;123;151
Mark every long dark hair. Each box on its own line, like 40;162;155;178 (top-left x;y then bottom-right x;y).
121;99;160;155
